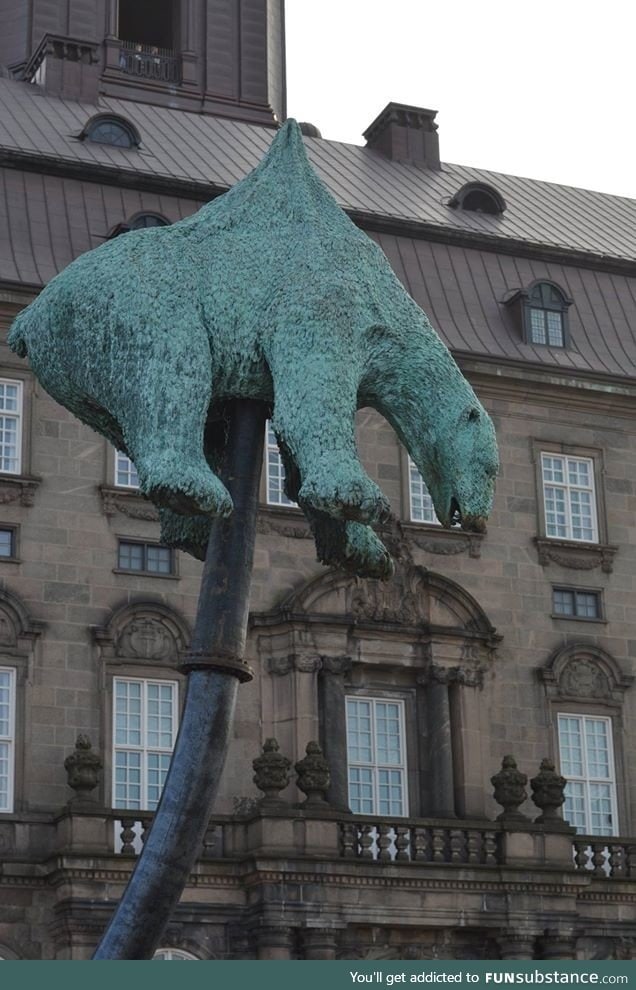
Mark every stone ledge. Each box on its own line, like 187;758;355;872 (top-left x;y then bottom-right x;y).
535;537;617;574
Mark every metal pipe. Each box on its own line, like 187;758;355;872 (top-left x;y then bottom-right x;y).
93;399;267;959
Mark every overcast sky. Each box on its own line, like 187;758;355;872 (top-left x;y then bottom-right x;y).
285;0;636;199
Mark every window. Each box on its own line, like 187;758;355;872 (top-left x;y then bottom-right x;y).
118;540;174;575
448;182;506;215
265;422;296;507
346;697;407;816
130;213;169;230
0;528;16;559
153;949;198;961
541;453;598;542
0;380;22;474
118;0;177;51
83;116;139;149
558;714;617;835
0;668;15;812
115;450;139;488
552;587;602;620
408;457;437;524
525;283;569;348
113;677;177;810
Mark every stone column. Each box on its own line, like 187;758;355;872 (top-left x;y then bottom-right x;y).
497;932;537;960
539;931;576;960
180;0;198;86
303;927;338;960
426;665;456;818
105;0;118;38
257;926;295;960
318;656;352;811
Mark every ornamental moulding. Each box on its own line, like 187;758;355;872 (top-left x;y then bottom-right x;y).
540;643;633;703
99;485;160;521
534;537;617;574
0;475;40;507
405;524;482;558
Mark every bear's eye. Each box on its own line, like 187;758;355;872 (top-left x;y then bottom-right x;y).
468;408;480;423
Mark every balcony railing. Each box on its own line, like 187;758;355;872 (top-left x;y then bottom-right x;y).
339;816;502;866
115;813;223;857
573;837;636;878
118;40;180;83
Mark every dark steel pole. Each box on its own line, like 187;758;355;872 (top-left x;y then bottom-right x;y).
93;399;267;960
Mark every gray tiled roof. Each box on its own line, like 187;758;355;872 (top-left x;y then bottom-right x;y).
2;77;636;263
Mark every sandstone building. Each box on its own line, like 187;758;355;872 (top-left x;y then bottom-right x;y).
0;0;634;962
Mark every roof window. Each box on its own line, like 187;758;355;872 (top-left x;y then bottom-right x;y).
106;213;171;239
505;280;572;349
82;115;140;149
449;182;506;216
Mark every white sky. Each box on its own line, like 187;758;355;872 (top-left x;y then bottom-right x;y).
285;0;636;199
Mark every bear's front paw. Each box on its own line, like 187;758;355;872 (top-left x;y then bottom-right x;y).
146;469;233;519
344;523;394;580
299;470;390;525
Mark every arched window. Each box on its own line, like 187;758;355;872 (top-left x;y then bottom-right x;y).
449;182;506;216
524;281;571;348
82;115;140;149
129;213;170;230
154;948;198;960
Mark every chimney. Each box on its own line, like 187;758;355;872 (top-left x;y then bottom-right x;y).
363;102;440;168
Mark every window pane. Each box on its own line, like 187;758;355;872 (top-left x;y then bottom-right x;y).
558;716;583;777
146;545;172;574
553;589;574;615
546;310;564;347
569;489;595;541
347;699;373;764
346;697;407;816
266;422;296;506
575;592;600;618
542;455;564;484
114;679;142;746
568;459;591;487
585;719;610;779
114;750;142;809
564;780;587;832
118;542;144;570
0;740;10;811
0;529;13;557
378;768;404;816
116;451;139;488
146;752;171;810
530;308;546;344
409;459;437;524
589;783;613;835
348;766;374;815
544;486;567;538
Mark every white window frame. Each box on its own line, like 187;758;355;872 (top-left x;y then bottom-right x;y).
114;449;139;489
557;713;618;836
154;948;198;960
112;676;178;811
346;696;408;817
408;457;438;525
0;667;15;813
265;422;296;507
0;379;23;476
541;453;599;543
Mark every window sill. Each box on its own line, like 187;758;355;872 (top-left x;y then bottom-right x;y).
535;538;617;574
100;485;159;522
0;556;20;564
0;474;41;507
112;568;178;581
403;522;483;559
551;612;607;624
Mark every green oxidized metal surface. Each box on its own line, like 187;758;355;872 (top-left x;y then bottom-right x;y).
9;121;498;579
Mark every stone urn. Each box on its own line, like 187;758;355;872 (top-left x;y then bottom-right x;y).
64;734;103;803
531;758;569;828
491;755;529;821
295;741;330;807
252;738;291;807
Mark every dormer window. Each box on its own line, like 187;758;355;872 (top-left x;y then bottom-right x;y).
504;281;572;349
106;214;171;239
449;182;506;216
82;115;140;149
525;282;571;348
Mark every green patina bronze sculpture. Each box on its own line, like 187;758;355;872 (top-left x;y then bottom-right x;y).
9;121;497;578
8;121;498;958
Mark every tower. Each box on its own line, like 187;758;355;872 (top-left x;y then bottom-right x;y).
0;0;286;124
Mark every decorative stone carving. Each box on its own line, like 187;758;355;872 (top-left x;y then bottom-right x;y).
350;561;422;625
530;758;568;827
0;476;40;507
560;658;609;699
99;485;159;521
266;655;294;676
320;655;352;676
0;609;16;646
491;755;529;822
64;734;102;800
252;739;291;805
535;537;617;574
256;514;311;540
294;654;322;673
409;529;482;558
116;618;176;661
295;741;330;807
